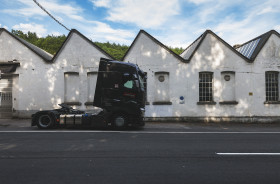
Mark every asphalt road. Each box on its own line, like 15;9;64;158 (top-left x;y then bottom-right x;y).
1;120;280;184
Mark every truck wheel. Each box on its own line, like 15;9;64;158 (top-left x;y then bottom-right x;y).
37;114;54;129
112;114;127;129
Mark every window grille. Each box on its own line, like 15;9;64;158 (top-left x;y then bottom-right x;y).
265;72;279;101
199;72;213;102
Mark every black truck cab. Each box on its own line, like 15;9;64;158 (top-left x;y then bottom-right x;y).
94;58;146;127
31;58;146;129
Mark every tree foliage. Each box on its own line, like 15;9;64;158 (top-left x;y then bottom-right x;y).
11;30;66;55
94;42;129;60
169;47;184;55
11;30;184;60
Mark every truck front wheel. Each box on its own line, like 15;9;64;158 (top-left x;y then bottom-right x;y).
111;114;127;129
37;114;54;129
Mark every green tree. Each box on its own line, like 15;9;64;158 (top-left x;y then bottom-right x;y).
11;30;185;59
169;46;184;55
11;29;66;55
94;41;129;60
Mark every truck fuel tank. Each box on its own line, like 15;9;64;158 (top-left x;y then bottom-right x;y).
60;114;83;125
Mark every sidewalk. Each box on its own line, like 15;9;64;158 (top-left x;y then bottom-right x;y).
0;118;31;128
1;118;280;132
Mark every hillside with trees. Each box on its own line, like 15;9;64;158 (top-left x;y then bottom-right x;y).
12;30;67;56
11;30;184;60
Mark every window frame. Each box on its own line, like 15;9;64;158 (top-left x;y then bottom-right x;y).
64;72;81;106
265;71;279;103
153;71;172;105
198;72;215;105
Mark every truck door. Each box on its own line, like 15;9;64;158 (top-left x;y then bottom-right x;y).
100;72;122;107
122;73;138;99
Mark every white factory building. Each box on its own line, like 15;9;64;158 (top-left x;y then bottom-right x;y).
1;27;280;122
0;28;112;118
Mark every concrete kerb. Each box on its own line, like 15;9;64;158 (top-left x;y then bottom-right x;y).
145;116;280;124
0;118;279;129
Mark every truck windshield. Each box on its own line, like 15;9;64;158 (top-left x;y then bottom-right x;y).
123;73;144;90
123;73;138;89
124;80;134;89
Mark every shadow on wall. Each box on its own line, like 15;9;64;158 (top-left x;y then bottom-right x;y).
17;33;253;119
137;35;252;118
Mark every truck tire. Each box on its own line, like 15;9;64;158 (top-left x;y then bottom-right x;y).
111;114;127;129
37;114;54;129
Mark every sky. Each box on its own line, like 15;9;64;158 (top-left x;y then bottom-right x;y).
1;0;280;48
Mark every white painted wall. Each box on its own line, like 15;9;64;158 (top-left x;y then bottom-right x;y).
124;31;280;121
2;28;280;121
87;72;98;102
250;34;280;116
220;72;235;102
154;72;170;102
0;30;53;117
184;33;250;117
46;32;113;112
124;33;183;117
64;73;79;102
0;30;112;117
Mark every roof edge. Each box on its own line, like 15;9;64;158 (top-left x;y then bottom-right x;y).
250;30;280;61
1;28;53;62
234;30;280;61
235;30;277;49
181;30;208;61
205;30;252;63
52;29;115;62
122;29;188;63
0;28;4;35
181;31;206;56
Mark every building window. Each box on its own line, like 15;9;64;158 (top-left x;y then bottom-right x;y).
153;72;171;105
199;72;213;102
64;72;80;105
265;71;279;102
86;72;98;105
219;71;238;105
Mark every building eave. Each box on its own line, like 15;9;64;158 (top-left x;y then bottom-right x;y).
181;30;251;63
122;30;188;63
51;29;115;63
0;28;53;62
205;30;252;63
234;30;280;62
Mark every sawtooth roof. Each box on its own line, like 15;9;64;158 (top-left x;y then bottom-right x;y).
123;29;255;64
2;27;279;65
122;30;187;63
52;29;114;62
180;30;251;62
235;30;280;61
0;28;53;62
0;28;114;63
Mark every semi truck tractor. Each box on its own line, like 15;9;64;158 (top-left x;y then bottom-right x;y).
31;58;146;129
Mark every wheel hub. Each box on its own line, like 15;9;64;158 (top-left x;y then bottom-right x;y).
115;116;125;127
39;115;51;128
